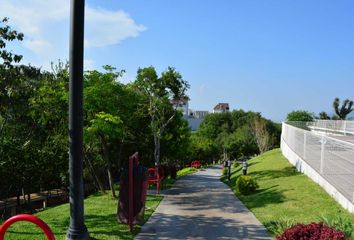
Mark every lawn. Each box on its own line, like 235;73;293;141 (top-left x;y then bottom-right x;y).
221;148;354;237
1;166;198;240
1;193;162;240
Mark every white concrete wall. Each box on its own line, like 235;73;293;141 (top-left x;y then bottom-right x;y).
281;129;354;213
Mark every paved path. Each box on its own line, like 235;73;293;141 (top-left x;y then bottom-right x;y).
136;166;271;240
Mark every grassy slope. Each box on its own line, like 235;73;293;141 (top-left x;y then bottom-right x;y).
222;149;354;233
2;193;162;240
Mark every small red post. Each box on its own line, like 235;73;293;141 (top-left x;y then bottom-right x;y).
0;214;55;240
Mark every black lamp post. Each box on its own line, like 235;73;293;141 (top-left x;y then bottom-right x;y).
67;0;89;239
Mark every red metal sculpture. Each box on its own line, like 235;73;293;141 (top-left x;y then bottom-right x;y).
191;160;201;168
0;214;55;240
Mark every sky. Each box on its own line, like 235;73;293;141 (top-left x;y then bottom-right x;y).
1;0;353;122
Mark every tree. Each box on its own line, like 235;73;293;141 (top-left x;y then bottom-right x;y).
85;112;123;197
286;110;315;122
224;125;258;159
318;111;330;120
0;17;23;68
84;66;126;197
134;66;189;166
0;19;47;201
250;117;271;154
333;98;353;120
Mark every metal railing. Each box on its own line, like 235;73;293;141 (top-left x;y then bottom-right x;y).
288;120;354;136
282;122;354;202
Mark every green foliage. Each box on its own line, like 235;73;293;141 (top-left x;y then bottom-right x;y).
236;175;259;195
225;125;258;159
133;66;190;166
233;161;240;168
318;111;330;120
333;98;353;120
177;167;198;177
0;59;191;199
189;110;280;164
286;110;315;122
318;213;353;238
222;167;228;176
86;112;123;140
266;217;297;236
0;17;24;68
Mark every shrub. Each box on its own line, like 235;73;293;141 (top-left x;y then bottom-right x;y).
276;223;346;240
222;167;228;176
169;165;177;179
318;213;353;238
233;161;239;168
236;175;259;195
266;217;297;236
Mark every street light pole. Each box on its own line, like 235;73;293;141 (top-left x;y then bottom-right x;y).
67;0;89;239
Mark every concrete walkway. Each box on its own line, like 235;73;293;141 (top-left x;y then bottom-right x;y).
136;166;271;240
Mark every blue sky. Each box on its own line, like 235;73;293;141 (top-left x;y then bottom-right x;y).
1;0;353;121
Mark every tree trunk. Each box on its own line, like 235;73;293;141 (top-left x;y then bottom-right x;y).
154;134;159;166
157;137;160;166
85;156;105;193
107;166;115;198
100;135;116;197
116;138;124;170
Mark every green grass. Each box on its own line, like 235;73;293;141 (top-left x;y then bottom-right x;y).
1;192;162;240
221;148;354;236
177;167;198;177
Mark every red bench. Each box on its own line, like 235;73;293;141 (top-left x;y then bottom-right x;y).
191;160;201;168
147;167;163;194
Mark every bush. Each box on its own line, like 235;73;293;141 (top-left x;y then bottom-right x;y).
266;217;297;236
222;167;228;176
169;165;177;179
318;213;353;239
233;161;239;168
277;223;346;240
236;175;259;195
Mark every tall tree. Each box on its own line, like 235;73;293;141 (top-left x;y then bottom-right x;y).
250;117;271;154
84;66;126;197
85;112;123;197
333;98;353;120
134;66;189;166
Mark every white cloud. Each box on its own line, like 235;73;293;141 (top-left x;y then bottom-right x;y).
85;8;147;48
0;0;146;69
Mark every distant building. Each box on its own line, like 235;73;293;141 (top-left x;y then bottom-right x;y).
172;98;227;131
194;110;209;119
171;97;189;116
187;118;204;131
213;103;230;113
